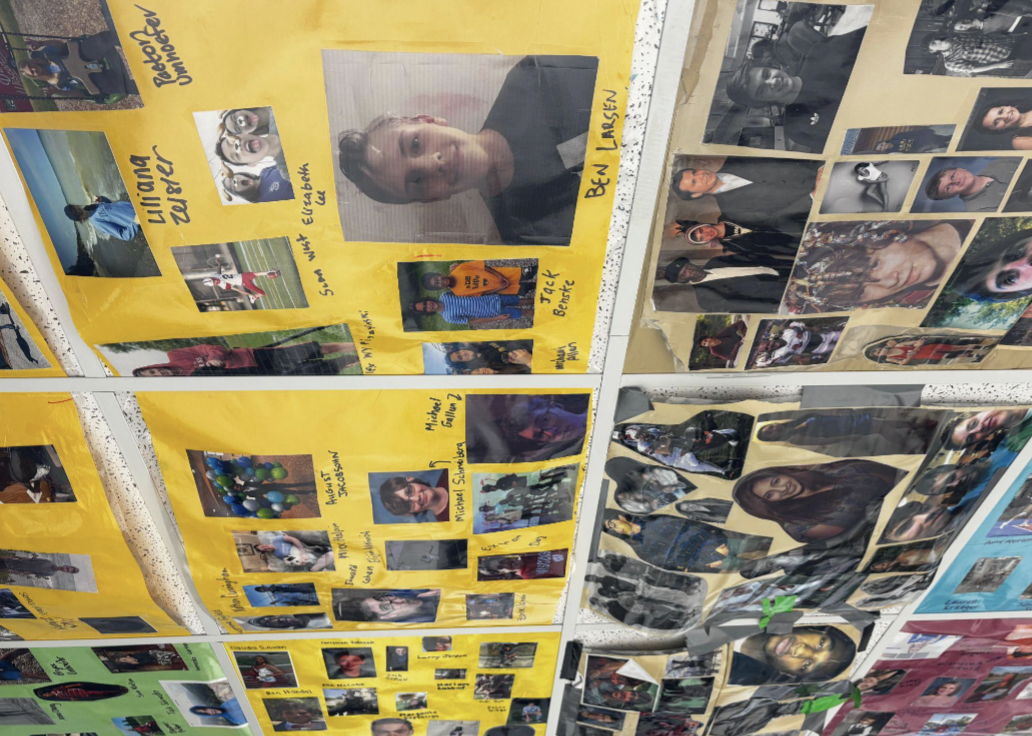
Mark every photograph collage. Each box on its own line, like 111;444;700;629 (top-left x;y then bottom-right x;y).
633;0;1032;374
585;391;1032;634
227;634;558;735
136;389;592;632
0;642;255;736
0;0;644;376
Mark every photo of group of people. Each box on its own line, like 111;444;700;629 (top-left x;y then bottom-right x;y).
472;465;577;533
422;340;533;375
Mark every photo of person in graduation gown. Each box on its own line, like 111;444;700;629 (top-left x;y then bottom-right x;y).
332;53;598;245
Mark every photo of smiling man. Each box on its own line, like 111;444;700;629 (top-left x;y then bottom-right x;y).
368;469;449;524
324;51;598;244
912;157;1021;214
729;625;857;685
331;588;441;624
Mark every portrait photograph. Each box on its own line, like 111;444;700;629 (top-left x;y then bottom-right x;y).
479;641;538;669
396;692;428;712
583;655;659;713
612;410;754;479
331;588;441;624
232;613;332;632
92;644;188;673
423;340;533;375
423;635;451;652
0;648;48;686
465;393;590;464
703;1;872;152
384;540;468;571
0;445;72;503
368;468;449;524
466;593;515;620
0;0;141;113
728;625;857;685
386;646;409;671
97;323;361;377
911;156;1020;213
745;316;848;370
0;589;33;619
842;124;955;155
194;106;294;205
0;549;95;592
509;698;549;725
922;217;1032;330
325;688;379;717
960;88;1032;152
324;50;598;245
233;650;298;689
855;668;907;697
263;696;327;731
160;679;247;728
170;240;308;312
953;556;1022;594
4;128;159;277
472;464;577;533
231;530;335;573
689;314;749;370
905;1;1032;78
398;259;536;332
781;220;973;314
476;550;568;581
242;583;320;608
754;407;944;457
79;616;156;635
189;450;318;519
828;710;894;736
322;647;376;679
474;673;514;700
819;160;919;214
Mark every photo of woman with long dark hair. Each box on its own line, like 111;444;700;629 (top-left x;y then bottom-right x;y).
605;456;697;515
961;89;1032;151
731;459;907;543
600;508;771;573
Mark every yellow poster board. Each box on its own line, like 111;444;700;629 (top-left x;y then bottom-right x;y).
0;0;642;376
226;633;560;734
0;277;61;376
0;393;186;639
137;389;592;632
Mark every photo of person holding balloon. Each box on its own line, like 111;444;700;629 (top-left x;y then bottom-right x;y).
187;451;320;518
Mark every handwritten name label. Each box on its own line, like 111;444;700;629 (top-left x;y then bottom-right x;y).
298;163;327;225
130;147;189;224
132;6;192;88
425;394;461;431
553;341;580;370
356;310;377;372
538;270;574;316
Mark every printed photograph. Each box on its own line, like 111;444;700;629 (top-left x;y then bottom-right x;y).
878;501;959;545
923;217;1032;330
509;698;549;725
960;88;1032;152
170;240;307;312
97;323;361;377
855;575;927;611
386;646;409;672
0;648;48;685
613;410;754;478
423;635;452;652
729;625;856;685
92;644;188;673
466;593;514;620
991;476;1032;536
368;469;450;524
577;704;627;730
232;650;297;689
689;314;749;370
754;408;944;456
466;393;590;464
862;333;999;367
189;451;318;519
435;669;467;680
912;677;977;708
322;647;375;679
428;722;479;736
828;711;894;736
423;339;533;375
966;667;1032;702
0;446;72;503
331;588;441;624
231;530;335;573
79;617;155;635
703;1;872;151
477;550;568;581
745;317;848;370
911;156;1020;213
0;296;51;370
242;583;319;608
733;459;907;544
1005;714;1032;733
0;549;95;592
325;688;379;717
472;464;577;533
0;589;32;619
666;652;722;679
1005;303;1032;345
232;613;332;632
398;259;536;332
111;717;162;735
35;681;127;701
0;0;141;112
905;1;1032;78
384;540;468;571
954;556;1022;594
1005;160;1032;212
856;668;907;696
600;509;772;573
583;655;659;713
819;160;919;214
263;697;326;731
4;128;158;277
194;107;294;205
865;539;946;574
781;220;973;314
324;50;597;245
396;692;427;712
160;679;247;728
882;633;961;659
708;575;863;620
656;678;713;714
842;125;955;155
474;673;514;700
479;642;538;669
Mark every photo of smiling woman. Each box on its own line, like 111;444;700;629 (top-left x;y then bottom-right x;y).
781;220;972;313
193;106;295;205
960;88;1032;151
729;625;857;685
324;51;597;245
732;459;907;543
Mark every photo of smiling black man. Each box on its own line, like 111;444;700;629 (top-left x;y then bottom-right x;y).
324;51;598;245
193;106;294;205
729;625;857;685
